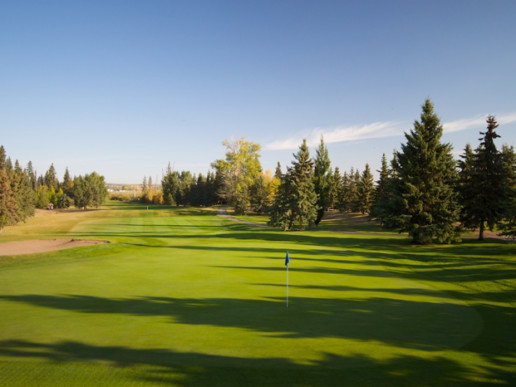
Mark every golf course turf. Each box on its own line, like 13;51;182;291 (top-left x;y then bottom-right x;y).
0;202;514;386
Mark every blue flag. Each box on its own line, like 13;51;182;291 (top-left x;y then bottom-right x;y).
285;251;290;266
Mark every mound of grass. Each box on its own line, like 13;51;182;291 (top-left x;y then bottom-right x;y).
0;201;514;385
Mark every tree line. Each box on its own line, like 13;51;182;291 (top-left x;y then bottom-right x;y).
155;98;514;243
0;146;108;231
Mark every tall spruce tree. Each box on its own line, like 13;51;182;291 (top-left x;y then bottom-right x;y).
457;144;477;230
313;137;331;224
330;167;342;210
394;99;460;244
0;168;17;231
13;160;35;220
460;116;507;240
499;145;516;239
269;139;318;230
357;163;375;215
370;154;390;222
44;164;59;191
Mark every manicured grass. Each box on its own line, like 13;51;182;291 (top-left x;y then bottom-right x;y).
0;201;514;385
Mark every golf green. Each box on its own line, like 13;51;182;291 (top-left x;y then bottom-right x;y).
0;202;514;385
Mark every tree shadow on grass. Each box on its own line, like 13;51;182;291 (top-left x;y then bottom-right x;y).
0;294;481;352
0;339;511;386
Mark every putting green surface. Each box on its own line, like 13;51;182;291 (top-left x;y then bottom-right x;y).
0;202;514;385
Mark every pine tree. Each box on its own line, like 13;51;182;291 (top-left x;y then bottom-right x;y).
13;160;35;220
0;146;6;169
274;162;283;180
395;99;460;244
462;116;508;240
330;167;342;210
499;145;516;239
44;164;59;191
269;139;318;230
26;161;37;190
313;137;331;225
357;163;374;214
457;144;476;230
0;168;17;231
370;154;390;222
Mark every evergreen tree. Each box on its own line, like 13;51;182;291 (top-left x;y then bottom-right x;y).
370;154;390;222
250;174;269;214
12;161;35;220
44;164;59;191
461;116;509;240
72;172;107;209
499;145;516;239
72;176;87;209
56;188;72;208
26;161;37;190
0;146;6;169
313;137;331;225
0;168;17;231
357;163;374;214
457;144;477;230
269;139;318;230
330;167;342;210
62;167;73;194
86;172;108;208
341;168;361;212
394;98;460;244
274;162;283;180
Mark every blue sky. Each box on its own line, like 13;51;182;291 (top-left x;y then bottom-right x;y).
1;0;515;183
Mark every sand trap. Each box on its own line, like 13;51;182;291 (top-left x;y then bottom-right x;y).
0;239;109;256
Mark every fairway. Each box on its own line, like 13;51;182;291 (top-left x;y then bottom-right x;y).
0;202;514;386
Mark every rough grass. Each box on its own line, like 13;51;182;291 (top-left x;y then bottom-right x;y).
0;201;514;386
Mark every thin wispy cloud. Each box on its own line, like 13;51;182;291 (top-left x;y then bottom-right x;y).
443;112;516;133
266;112;516;151
266;121;402;151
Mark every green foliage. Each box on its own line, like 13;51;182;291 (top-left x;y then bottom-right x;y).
250;174;269;214
56;188;72;209
0;203;514;385
493;145;516;239
328;167;341;210
12;160;35;221
0;168;18;230
393;99;460;244
0;147;36;230
35;185;50;209
339;168;361;213
357;163;374;214
73;172;108;209
61;167;74;197
269;139;318;230
212;137;262;214
458;116;513;240
48;186;58;207
44;164;59;191
313;137;331;224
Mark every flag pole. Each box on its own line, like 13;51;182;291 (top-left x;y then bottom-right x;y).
285;251;290;308
287;264;289;308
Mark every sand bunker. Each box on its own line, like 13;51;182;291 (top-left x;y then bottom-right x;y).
0;239;109;256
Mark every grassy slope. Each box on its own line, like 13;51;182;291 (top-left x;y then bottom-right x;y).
0;202;514;386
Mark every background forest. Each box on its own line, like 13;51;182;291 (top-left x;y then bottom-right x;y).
2;99;515;244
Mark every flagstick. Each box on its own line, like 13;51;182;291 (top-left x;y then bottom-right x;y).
286;264;289;308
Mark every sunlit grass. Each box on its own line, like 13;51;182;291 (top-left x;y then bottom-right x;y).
0;201;514;385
